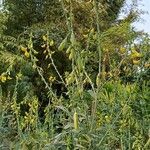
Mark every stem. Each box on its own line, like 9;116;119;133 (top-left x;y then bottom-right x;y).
13;77;22;136
28;33;58;100
46;31;65;85
93;0;102;76
90;0;102;131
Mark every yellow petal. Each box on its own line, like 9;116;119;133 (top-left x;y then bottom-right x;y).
133;59;140;65
42;35;47;41
41;44;46;48
7;76;12;80
24;51;30;58
120;47;126;53
50;40;54;46
131;51;142;59
0;75;7;83
20;46;27;52
83;34;88;38
144;63;150;68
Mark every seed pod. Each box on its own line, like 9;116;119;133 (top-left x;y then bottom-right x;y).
68;48;75;60
73;111;78;130
45;55;49;60
70;32;75;45
58;37;68;51
77;57;83;72
66;46;72;54
69;51;74;60
96;73;100;87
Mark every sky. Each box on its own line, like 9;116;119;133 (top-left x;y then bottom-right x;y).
132;0;150;34
0;0;150;34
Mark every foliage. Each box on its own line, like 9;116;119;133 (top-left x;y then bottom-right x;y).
0;0;150;149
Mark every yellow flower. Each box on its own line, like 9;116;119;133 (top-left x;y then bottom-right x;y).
50;40;54;46
24;51;30;58
48;76;56;82
65;72;75;85
83;34;88;38
16;73;22;79
42;35;47;41
0;75;7;83
105;115;111;123
90;28;94;33
7;76;12;80
133;59;140;65
130;50;142;59
41;44;46;48
20;46;27;52
144;63;150;68
120;47;126;54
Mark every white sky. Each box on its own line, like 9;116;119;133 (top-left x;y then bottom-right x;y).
133;0;150;34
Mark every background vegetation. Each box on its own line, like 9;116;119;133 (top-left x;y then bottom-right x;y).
0;0;149;149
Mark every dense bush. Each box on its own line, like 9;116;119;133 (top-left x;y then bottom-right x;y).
0;0;150;149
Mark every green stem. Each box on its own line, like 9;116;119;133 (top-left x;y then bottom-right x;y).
90;0;102;131
46;31;65;85
93;0;102;76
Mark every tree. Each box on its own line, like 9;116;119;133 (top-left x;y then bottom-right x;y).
0;0;146;106
3;0;127;35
